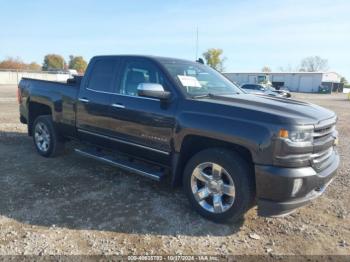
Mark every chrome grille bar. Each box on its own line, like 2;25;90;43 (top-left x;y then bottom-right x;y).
313;125;335;138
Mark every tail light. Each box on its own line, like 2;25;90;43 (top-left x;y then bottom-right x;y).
17;87;22;104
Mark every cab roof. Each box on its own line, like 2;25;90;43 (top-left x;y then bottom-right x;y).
91;55;196;64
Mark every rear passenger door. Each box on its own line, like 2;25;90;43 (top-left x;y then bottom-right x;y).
76;57;121;143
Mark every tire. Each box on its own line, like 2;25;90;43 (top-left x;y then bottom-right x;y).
32;115;64;157
183;148;255;223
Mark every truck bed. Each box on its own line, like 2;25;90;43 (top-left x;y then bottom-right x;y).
21;77;80;87
20;77;79;98
19;77;80;137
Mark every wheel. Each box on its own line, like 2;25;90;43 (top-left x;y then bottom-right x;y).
32;115;64;157
183;148;255;223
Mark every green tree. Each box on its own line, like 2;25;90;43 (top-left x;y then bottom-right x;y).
202;48;226;72
340;76;348;84
42;54;66;71
261;66;272;73
68;55;87;73
300;56;329;72
28;62;41;71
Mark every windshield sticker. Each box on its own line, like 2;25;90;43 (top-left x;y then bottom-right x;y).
177;75;202;88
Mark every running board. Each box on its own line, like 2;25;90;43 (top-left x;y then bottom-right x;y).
74;148;164;181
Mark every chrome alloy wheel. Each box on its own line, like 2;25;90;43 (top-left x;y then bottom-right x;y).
191;162;236;213
34;122;51;152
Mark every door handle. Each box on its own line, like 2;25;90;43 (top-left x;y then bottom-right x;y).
79;98;90;103
111;103;125;109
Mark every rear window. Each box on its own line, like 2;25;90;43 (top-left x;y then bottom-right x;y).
87;59;119;92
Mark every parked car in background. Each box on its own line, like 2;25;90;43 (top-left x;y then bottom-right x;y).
241;83;291;98
271;85;292;97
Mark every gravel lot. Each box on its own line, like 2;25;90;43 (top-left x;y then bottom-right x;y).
0;84;349;256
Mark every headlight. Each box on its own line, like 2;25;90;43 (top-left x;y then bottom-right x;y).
279;128;313;143
289;130;313;142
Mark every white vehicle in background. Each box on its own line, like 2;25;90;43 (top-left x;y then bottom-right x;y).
240;83;291;98
344;88;350;100
68;69;78;77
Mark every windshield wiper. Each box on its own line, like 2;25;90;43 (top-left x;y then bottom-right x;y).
192;92;240;99
192;93;213;99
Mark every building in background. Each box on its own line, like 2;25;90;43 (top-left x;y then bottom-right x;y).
224;72;342;93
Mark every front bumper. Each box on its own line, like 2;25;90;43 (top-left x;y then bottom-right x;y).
255;150;339;217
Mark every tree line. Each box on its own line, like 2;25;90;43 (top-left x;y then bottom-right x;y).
202;48;329;73
0;51;335;75
0;54;88;73
201;49;331;73
0;51;347;84
201;49;347;84
262;56;347;85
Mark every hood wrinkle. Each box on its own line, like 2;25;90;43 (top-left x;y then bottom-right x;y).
197;94;335;125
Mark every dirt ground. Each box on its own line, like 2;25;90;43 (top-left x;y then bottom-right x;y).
0;84;349;256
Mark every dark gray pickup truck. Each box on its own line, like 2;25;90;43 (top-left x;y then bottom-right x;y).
18;55;339;222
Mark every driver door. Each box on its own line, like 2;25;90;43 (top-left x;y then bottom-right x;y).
108;58;177;163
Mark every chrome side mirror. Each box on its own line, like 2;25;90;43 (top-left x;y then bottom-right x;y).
137;83;171;100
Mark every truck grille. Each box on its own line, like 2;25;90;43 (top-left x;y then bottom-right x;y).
312;120;337;172
313;124;335;141
312;148;334;172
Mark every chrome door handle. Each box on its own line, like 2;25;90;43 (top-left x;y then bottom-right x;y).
111;103;125;109
79;98;90;103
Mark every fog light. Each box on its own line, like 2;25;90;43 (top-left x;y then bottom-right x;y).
334;138;339;146
292;178;303;196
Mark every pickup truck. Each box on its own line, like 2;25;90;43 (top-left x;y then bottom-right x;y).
18;55;339;222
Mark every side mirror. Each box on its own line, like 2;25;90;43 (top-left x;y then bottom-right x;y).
137;83;171;100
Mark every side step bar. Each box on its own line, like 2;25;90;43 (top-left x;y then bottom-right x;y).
74;148;164;181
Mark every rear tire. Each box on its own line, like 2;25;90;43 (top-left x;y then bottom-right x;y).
32;115;64;157
183;148;255;223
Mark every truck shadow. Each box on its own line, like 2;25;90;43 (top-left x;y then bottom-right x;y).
0;131;245;237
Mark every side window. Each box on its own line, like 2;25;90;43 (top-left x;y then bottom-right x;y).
87;59;119;93
243;85;252;89
119;60;166;96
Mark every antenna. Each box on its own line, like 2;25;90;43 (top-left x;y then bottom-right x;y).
195;26;199;60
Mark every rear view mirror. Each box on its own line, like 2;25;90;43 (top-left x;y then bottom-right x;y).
137;83;171;100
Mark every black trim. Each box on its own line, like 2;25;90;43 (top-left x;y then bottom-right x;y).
258;177;334;217
75;148;164;181
256;151;339;216
77;128;170;155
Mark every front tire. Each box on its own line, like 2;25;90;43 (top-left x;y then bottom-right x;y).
32;115;64;157
183;148;255;223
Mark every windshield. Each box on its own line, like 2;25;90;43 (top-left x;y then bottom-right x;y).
161;61;243;97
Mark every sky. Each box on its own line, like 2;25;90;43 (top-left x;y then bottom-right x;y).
1;0;349;78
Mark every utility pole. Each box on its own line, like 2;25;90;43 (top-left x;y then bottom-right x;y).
195;26;199;60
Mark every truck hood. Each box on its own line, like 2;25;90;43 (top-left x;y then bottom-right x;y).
197;93;336;125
